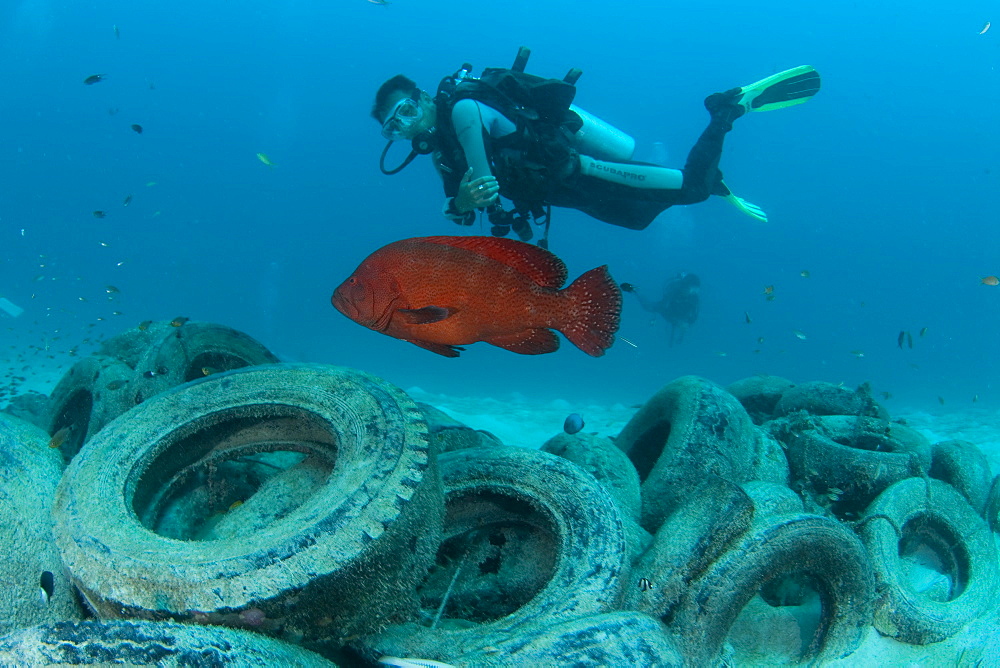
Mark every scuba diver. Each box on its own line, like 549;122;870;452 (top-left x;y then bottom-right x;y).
622;273;701;346
373;47;821;247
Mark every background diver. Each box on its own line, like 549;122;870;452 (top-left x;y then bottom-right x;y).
372;49;820;245
622;273;701;346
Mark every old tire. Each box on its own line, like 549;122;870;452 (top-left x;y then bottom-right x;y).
987;475;1000;533
928;439;993;516
359;445;629;662
43;355;136;458
672;514;874;665
774;381;888;419
542;431;651;563
0;620;336;666
625;475;755;616
615;375;780;532
131;321;279;404
456;612;683;667
0;414;84;635
419;402;503;453
858;477;1000;644
786;416;932;518
52;363;442;652
726;375;795;424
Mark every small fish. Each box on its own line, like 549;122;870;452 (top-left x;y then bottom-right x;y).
881;391;893;400
200;366;219;376
620;282;636;293
131;124;143;134
906;331;913;349
765;294;775;302
367;0;391;4
972;394;979;403
48;426;70;449
93;211;106;218
919;327;927;337
122;194;132;206
170;316;189;327
113;24;120;39
142;369;158;379
757;337;765;344
638;577;653;591
106;379;127;390
256;152;276;167
83;74;106;85
981;276;999;286
850;350;865;358
762;285;774;295
137;320;152;331
228;499;244;511
800;270;810;278
39;571;54;605
617;336;638;348
938;396;945;405
100;241;110;247
897;331;905;349
106;285;120;294
980;21;991;35
563;413;585;435
744;311;752;324
332;237;622;357
146;181;157;187
792;330;807;340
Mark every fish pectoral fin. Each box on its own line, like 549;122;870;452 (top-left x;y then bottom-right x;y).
398;305;454;325
486;328;560;355
406;339;464;358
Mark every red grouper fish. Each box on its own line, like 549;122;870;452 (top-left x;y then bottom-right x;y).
331;236;622;358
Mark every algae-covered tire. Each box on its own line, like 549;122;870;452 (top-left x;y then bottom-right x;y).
774;381;888;419
858;477;1000;644
786;416;932;517
672;514;874;666
541;431;642;521
542;431;650;563
43;354;136;458
0;414;84;635
987;475;1000;533
614;375;771;532
625;475;754;615
52;363;442;651
359;446;629;662
0;620;337;666
96;320;175;368
456;612;683;667
419;402;503;452
726;375;795;424
132;321;279;404
929;439;993;516
742;481;804;518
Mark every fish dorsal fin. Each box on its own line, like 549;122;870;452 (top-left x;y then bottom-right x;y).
419;236;568;289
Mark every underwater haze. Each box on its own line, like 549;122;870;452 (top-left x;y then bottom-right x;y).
1;0;998;412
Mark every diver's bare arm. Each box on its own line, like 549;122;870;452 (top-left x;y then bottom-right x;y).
451;99;499;212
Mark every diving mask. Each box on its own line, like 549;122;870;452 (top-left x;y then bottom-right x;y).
381;97;424;141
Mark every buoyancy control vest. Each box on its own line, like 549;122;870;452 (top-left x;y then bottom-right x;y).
430;48;584;240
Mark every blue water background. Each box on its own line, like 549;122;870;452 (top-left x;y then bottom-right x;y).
1;0;997;411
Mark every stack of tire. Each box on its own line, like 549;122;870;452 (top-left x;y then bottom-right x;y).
2;328;998;666
728;376;1000;651
41;320;280;460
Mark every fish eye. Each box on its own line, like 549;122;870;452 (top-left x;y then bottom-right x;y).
348;277;358;285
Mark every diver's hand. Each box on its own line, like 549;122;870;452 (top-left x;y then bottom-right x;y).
454;167;499;213
725;193;768;223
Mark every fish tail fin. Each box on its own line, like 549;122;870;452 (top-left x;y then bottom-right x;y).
559;265;622;356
